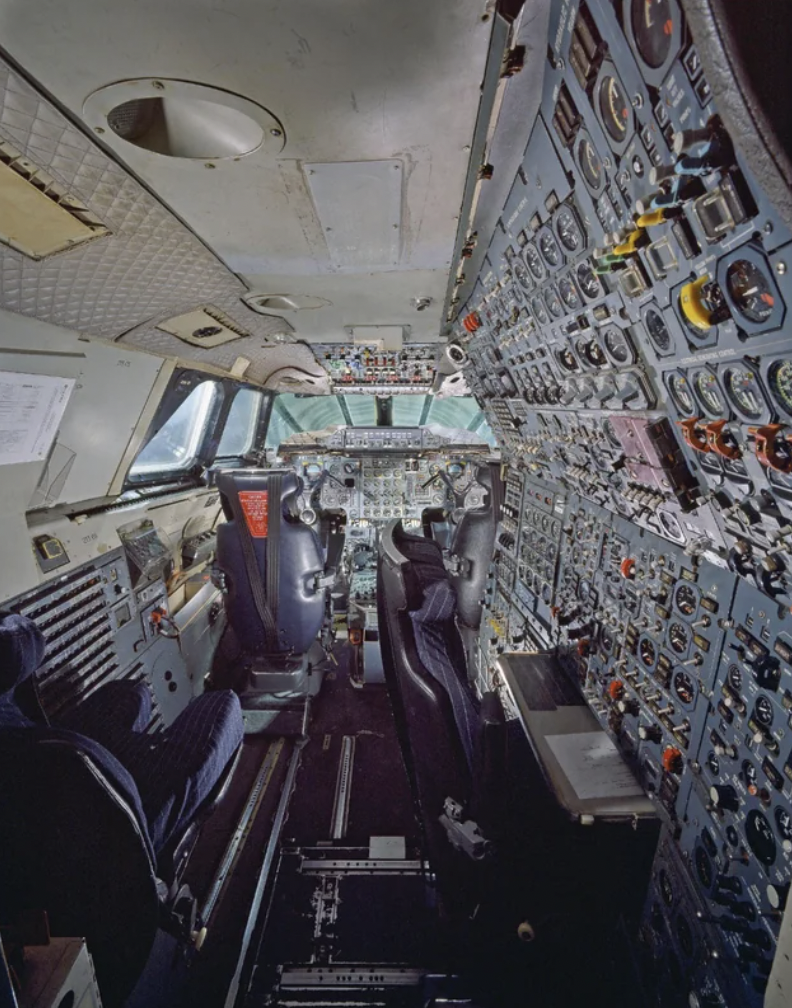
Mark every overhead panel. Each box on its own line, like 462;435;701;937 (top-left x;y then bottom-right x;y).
305;160;402;270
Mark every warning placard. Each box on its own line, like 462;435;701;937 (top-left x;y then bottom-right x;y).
239;490;269;538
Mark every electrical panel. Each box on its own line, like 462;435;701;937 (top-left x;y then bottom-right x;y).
456;2;792;1005
314;344;438;393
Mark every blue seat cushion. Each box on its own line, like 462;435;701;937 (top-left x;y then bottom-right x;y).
409;579;479;769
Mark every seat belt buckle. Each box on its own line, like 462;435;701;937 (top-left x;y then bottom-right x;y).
439;797;492;860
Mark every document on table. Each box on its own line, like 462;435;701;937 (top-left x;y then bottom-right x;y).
0;371;74;466
545;731;645;800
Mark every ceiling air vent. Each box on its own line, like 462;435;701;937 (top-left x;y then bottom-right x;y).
0;138;109;259
156;306;251;348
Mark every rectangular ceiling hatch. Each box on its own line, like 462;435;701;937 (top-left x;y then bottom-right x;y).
0;140;109;259
305;159;403;270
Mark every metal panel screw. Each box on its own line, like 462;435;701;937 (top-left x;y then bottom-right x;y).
152;80;165;90
777;262;787;275
270;128;282;137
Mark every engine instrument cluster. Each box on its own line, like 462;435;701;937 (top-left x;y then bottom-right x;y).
457;1;792;1004
314;344;437;393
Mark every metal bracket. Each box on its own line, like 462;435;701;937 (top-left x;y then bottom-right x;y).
439;797;492;860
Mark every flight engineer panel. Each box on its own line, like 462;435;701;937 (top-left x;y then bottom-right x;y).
454;0;792;1004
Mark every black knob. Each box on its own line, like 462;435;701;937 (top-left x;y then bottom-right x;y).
709;785;740;812
638;723;662;744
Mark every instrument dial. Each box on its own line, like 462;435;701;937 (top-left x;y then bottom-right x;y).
554;206;585;252
531;296;550;326
673;669;696;705
577;261;601;300
742;759;759;789
674;583;698;618
767;359;792;417
631;0;674;69
723;365;765;420
545;287;565;319
692;369;727;417
524;243;546;280
304;462;323;481
706;751;720;776
668;373;695;415
603;326;633;364
579;338;607;367
746;809;777;866
538;228;562;268
726;258;776;324
694;846;713;889
775;807;792;845
513;257;534;292
577;135;604;192
645;307;672;352
557;347;579;372
728;664;743;692
598;73;631;143
639;637;657;667
754;694;774;727
668;621;689;654
558;276;582;312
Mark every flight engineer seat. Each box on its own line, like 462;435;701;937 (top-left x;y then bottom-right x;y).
0;612;243;1007
378;519;506;910
214;469;330;697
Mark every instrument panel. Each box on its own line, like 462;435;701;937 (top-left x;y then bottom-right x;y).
457;1;792;1004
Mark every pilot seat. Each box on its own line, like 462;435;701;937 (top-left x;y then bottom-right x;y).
214;469;331;703
0;612;244;1007
377;519;506;911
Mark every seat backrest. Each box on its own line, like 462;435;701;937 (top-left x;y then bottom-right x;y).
215;469;326;657
447;464;497;629
0;729;159;1008
377;522;474;857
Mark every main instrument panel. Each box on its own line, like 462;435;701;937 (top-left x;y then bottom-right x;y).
455;1;792;1004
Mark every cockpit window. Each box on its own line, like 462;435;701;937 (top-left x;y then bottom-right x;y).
216;388;263;457
130;381;219;476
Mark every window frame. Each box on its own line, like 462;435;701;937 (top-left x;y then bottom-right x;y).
124;368;274;489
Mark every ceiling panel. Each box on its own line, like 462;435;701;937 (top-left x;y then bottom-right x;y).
0;0;493;343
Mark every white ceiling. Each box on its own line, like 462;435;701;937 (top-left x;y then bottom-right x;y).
0;0;493;343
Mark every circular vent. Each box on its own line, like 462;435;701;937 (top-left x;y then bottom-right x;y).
84;80;284;161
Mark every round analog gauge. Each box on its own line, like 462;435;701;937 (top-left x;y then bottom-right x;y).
524;243;545;280
558;347;579;372
726;258;776;324
577;135;604;192
668;621;689;654
775;807;792;844
668;373;695;415
646;307;672;352
742;759;759;790
639;637;657;667
673;669;696;705
674;583;698;618
767;359;792;417
675;914;694;958
692;370;727;417
603;418;621;448
723;365;765;420
446;461;464;478
545;287;565;319
694;846;713;889
304;462;323;481
701;828;717;858
746;809;777;866
603;326;633;364
580;338;607;367
631;0;674;69
558;276;582;312
726;825;740;847
538;229;562;268
754;695;774;727
598;73;631;144
727;664;743;692
600;626;615;653
513;257;533;292
659;869;674;906
555;206;585;252
578;578;592;601
531;296;550;326
577;261;601;299
706;751;720;776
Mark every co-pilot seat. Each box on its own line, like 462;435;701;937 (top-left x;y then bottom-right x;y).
214;470;328;698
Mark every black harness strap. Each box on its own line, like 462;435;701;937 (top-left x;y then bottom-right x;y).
230;480;278;650
266;472;282;630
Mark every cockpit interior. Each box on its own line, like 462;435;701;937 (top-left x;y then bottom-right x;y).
1;2;792;1007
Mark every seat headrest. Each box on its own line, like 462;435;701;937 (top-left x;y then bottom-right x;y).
0;613;45;695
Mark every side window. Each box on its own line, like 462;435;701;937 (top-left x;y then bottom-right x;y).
129;381;219;476
216;389;263;457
